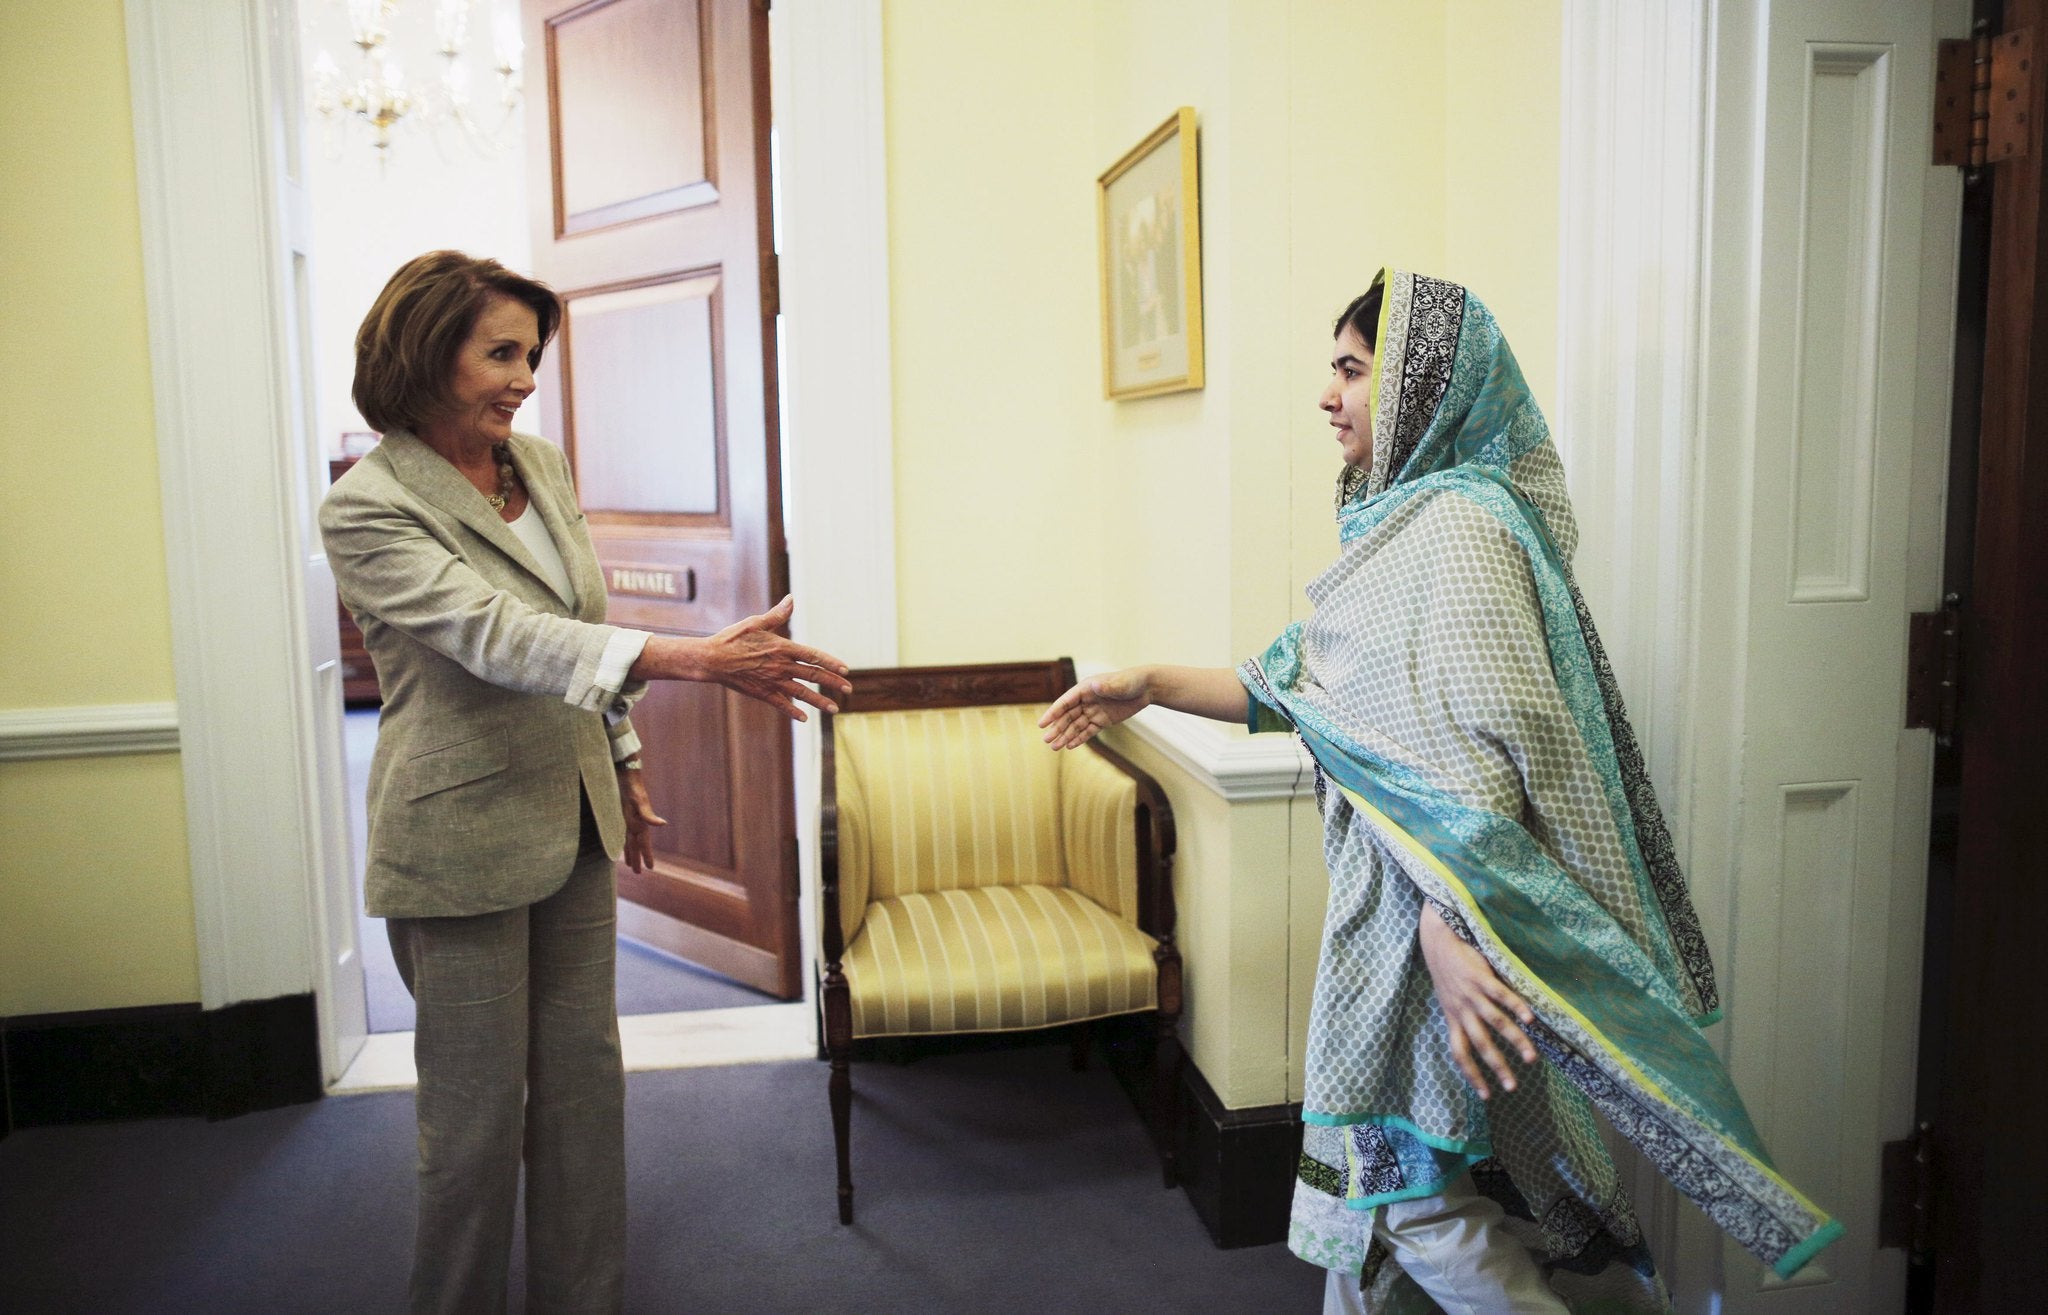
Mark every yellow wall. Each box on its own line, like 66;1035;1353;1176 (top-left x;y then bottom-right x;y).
885;0;1561;669
882;0;1563;1108
0;756;198;1015
0;0;176;705
1442;0;1564;414
0;0;200;1014
883;0;1109;665
1090;1;1236;669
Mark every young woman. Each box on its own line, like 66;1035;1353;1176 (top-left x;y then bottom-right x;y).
1041;269;1838;1312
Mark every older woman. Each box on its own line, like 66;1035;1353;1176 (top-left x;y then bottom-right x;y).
1041;269;1837;1312
320;249;850;1313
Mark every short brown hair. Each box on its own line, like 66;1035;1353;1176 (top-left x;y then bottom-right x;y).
351;250;563;434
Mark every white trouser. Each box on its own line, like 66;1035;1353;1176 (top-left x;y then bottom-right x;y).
1322;1172;1568;1315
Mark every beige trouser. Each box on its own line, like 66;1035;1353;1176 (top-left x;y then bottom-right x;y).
388;809;625;1315
1323;1171;1569;1315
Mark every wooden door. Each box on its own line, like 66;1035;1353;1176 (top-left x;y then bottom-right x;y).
1697;0;1963;1309
1925;4;2048;1306
523;0;798;999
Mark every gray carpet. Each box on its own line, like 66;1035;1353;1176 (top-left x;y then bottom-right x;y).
345;709;778;1032
0;1046;1320;1313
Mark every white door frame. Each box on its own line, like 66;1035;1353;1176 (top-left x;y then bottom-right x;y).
125;0;897;1079
1555;0;1714;1287
126;0;331;1026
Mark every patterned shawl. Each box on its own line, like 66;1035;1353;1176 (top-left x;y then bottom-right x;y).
1242;270;1839;1304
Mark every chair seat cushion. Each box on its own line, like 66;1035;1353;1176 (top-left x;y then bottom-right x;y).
845;885;1159;1038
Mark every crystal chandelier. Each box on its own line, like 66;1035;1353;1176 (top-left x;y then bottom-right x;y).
309;0;524;159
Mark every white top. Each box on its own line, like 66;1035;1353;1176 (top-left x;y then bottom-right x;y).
507;501;650;762
507;500;577;606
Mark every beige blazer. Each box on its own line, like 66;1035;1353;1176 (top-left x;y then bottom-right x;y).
319;430;642;919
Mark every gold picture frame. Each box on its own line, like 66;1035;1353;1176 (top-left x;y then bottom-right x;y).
1097;107;1204;400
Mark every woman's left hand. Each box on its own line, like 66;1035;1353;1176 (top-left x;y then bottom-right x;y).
617;764;668;873
1418;900;1537;1099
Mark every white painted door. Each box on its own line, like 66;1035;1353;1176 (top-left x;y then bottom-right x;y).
1692;0;1963;1309
265;0;368;1085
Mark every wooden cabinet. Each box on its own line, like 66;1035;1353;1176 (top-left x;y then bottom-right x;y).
329;458;383;706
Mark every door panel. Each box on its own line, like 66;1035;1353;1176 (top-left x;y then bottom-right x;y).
632;680;736;872
1711;1;1960;1309
565;273;725;515
527;0;797;999
550;0;717;232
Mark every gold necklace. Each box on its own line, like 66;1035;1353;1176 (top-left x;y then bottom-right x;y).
483;444;520;511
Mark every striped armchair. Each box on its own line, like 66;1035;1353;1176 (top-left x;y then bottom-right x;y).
820;659;1182;1225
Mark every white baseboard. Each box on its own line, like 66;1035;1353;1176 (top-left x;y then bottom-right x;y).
0;703;180;762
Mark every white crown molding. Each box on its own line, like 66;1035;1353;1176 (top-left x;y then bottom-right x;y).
0;704;181;761
1076;661;1314;801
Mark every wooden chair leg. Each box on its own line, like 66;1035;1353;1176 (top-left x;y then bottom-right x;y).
1148;947;1185;1188
1154;1010;1183;1189
1069;1020;1093;1071
824;966;855;1225
830;1046;854;1224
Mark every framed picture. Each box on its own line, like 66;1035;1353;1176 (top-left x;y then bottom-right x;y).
1097;107;1204;400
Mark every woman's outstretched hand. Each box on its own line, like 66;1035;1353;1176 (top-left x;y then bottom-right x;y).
1039;667;1152;749
1417;901;1537;1100
617;765;667;873
696;595;853;722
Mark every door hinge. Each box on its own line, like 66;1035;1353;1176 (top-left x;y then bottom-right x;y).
762;250;781;318
1906;594;1963;746
1935;26;2033;171
1880;1122;1936;1261
784;834;800;897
